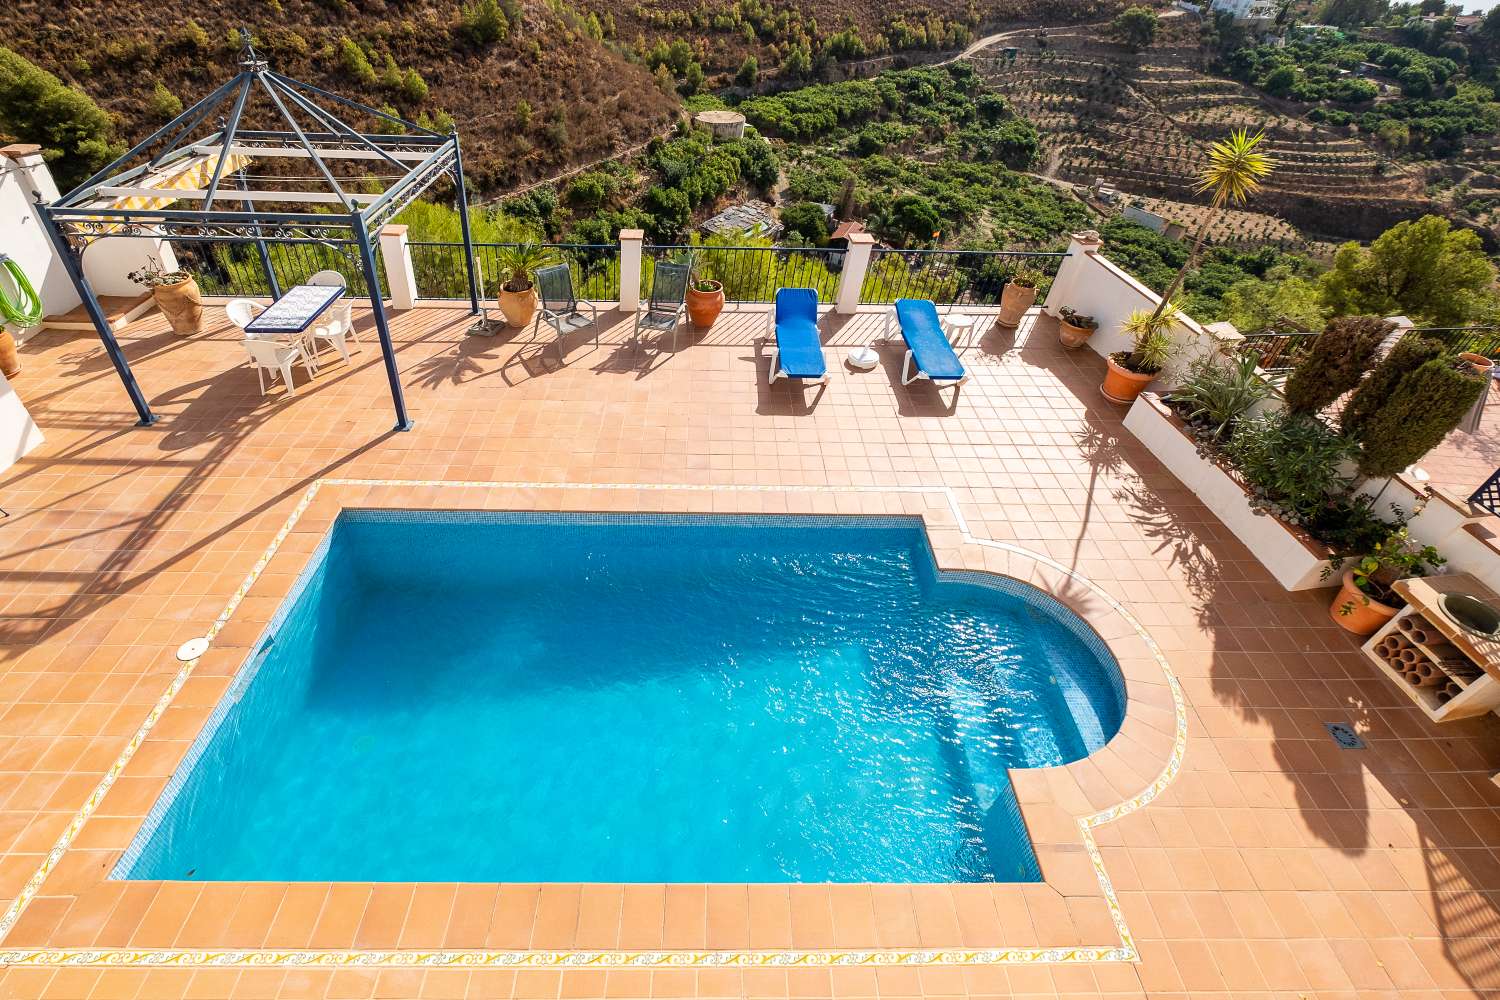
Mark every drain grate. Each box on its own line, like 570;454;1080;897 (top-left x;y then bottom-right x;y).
1324;722;1365;749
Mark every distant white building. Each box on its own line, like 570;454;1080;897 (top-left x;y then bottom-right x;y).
1210;0;1277;21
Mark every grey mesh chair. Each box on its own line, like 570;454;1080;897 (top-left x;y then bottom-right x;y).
634;261;690;348
533;263;598;357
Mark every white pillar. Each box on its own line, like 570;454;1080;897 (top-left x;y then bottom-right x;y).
1381;314;1415;354
834;233;875;315
618;229;643;312
379;224;419;310
1042;229;1102;317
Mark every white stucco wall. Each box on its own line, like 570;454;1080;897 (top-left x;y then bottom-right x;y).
1042;232;1238;389
0;369;43;474
0;151;80;325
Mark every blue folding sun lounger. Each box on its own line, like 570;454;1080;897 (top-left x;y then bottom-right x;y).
766;287;827;384
884;298;968;390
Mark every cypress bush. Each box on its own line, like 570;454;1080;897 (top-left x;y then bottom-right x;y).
1352;357;1485;477
1339;334;1445;440
1283;315;1390;415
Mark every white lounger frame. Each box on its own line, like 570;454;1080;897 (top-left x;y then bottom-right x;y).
882;309;970;392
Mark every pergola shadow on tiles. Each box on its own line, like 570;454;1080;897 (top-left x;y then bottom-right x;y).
36;34;481;431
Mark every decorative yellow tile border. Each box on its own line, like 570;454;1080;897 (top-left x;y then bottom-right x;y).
0;479;1186;969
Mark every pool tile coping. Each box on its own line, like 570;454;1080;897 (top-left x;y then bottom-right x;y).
0;479;1186;970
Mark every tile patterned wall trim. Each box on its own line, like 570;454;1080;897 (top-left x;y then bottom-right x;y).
0;479;1186;971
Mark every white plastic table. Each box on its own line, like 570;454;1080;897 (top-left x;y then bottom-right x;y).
944;312;980;353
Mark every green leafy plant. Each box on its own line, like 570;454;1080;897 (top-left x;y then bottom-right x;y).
1169;352;1272;441
1329;520;1445;614
1223;409;1358;525
1009;266;1043;289
495;242;561;293
1282;315;1391;415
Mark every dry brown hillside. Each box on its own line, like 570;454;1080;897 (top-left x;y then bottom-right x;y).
0;0;679;193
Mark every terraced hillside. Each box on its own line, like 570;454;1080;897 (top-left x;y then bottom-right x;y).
969;17;1440;242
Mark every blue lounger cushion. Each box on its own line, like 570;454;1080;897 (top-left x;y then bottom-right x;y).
894;298;965;381
774;287;826;379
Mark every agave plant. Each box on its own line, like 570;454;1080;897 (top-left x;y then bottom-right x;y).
1170;352;1272;441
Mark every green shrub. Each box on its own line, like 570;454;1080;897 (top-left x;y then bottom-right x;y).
147;81;183;120
1340;334;1446;440
778;202;831;245
1112;6;1158;50
0;47;123;192
1351;357;1486;477
338;38;377;85
735;56;758;88
1283;315;1389;415
1224;410;1357;525
460;0;511;46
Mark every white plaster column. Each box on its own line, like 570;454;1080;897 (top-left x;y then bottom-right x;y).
618;229;644;312
834;233;875;314
379;225;419;310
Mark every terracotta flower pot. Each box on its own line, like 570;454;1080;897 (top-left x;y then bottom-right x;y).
996;282;1037;328
1459;352;1493;376
686;281;725;329
0;329;19;378
1329;570;1399;635
152;275;203;336
1100;354;1156;404
497;285;538;328
1058;318;1096;349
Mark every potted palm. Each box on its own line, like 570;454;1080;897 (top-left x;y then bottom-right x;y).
1057;307;1098;349
128;256;202;336
996;266;1041;328
1101;305;1178;404
495;242;561;328
682;250;725;329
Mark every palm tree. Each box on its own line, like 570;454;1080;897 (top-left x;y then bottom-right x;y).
1149;128;1276;321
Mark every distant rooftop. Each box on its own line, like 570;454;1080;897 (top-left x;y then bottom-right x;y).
700;200;782;238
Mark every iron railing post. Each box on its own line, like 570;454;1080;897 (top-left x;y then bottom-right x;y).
354;221;411;431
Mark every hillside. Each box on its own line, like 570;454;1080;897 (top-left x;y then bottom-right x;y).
0;0;682;193
969;13;1462;243
0;0;1118;199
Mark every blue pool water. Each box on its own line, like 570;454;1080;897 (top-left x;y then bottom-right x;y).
119;513;1125;884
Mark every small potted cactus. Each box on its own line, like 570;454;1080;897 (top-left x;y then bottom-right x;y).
1057;307;1098;349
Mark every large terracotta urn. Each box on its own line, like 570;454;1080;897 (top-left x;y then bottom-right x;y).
996;282;1037;328
498;286;538;328
153;275;203;335
686;280;725;329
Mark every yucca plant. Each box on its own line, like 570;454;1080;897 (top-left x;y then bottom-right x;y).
1116;302;1180;375
1148;129;1275;323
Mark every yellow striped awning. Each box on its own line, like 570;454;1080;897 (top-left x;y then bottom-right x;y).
100;151;254;211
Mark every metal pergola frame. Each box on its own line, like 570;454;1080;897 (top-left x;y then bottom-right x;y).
37;34;481;431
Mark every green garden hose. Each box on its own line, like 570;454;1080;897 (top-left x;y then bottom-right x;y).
0;254;43;328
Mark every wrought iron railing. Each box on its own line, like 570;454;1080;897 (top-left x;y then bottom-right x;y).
857;249;1069;305
642;244;841;303
407;242;621;302
1237;330;1319;379
178;240;383;298
1405;325;1500;358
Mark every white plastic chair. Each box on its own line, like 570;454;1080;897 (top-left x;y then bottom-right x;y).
307;271;360;357
241;336;313;397
225;298;265;333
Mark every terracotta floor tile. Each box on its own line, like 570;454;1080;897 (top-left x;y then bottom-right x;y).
4;304;1500;997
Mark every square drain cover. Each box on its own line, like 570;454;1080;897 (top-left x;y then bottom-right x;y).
1325;722;1365;749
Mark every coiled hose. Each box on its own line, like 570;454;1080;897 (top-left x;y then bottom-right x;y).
0;254;43;328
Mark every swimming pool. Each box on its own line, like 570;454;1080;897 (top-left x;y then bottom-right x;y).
118;513;1125;884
